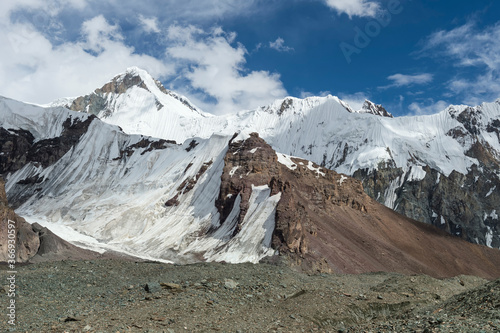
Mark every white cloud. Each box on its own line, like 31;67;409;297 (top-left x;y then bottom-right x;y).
300;90;331;99
386;73;433;87
269;37;294;52
420;21;500;104
408;99;449;116
139;15;160;34
0;14;172;104
0;2;287;113
0;0;88;22
165;25;287;115
81;15;123;53
0;1;391;114
323;0;380;18
338;92;369;111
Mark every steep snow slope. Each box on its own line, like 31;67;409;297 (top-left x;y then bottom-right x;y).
2;97;91;140
2;98;500;276
221;97;489;177
54;69;497;179
1;98;277;263
41;69;500;248
50;68;496;179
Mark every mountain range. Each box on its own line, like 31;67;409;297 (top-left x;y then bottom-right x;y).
49;67;500;249
1;67;499;276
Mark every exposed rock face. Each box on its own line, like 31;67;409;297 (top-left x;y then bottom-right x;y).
218;134;500;278
353;106;500;249
358;100;393;118
1;115;96;209
0;115;95;176
0;178;39;262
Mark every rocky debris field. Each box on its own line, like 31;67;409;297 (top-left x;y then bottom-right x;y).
1;259;499;333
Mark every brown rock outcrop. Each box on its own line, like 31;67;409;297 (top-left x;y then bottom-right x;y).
218;133;500;279
0;178;39;262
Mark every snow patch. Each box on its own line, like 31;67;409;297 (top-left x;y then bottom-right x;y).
338;175;348;185
22;216;173;263
249;147;260;154
486;186;496;197
408;166;427;181
276;153;297;170
384;176;404;209
486;226;493;247
229;166;240;177
307;161;325;177
202;185;281;263
233;131;251;143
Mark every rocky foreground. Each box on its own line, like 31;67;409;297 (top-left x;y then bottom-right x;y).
1;259;499;333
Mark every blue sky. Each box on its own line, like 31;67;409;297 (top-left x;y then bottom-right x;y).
1;0;499;116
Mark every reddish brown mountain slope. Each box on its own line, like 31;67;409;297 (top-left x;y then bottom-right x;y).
219;133;500;279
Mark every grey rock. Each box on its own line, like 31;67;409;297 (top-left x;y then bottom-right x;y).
145;282;161;293
161;283;182;290
224;279;238;289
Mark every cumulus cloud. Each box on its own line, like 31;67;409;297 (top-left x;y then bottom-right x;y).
81;15;123;53
165;25;287;115
323;0;380;18
139;15;160;34
0;13;172;104
420;21;500;104
0;1;287;114
269;37;294;52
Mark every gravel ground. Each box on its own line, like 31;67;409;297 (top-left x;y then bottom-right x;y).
1;259;499;332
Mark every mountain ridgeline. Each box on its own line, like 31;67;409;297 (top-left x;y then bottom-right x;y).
48;67;500;249
1;67;499;277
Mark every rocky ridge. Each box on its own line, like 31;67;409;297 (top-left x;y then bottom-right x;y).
353;103;500;248
216;134;500;278
2;96;500;279
357;99;393;117
48;69;500;250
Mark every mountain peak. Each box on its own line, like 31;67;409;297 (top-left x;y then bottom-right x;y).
100;68;150;95
48;67;208;126
358;99;393;118
124;66;148;76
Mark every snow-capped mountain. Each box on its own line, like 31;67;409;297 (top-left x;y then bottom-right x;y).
2;96;272;263
51;68;499;248
2;97;500;277
48;67;213;142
